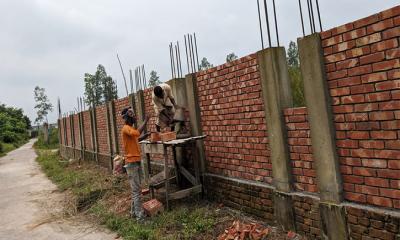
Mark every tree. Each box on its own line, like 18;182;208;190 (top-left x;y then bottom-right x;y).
84;65;118;106
226;53;238;63
0;103;29;145
199;57;213;70
148;71;161;87
287;41;299;67
34;86;53;124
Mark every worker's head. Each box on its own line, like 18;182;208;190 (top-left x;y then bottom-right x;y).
121;107;136;126
153;86;164;98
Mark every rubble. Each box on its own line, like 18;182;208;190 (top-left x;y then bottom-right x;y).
217;220;271;240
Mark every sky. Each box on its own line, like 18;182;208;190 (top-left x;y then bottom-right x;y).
0;0;399;124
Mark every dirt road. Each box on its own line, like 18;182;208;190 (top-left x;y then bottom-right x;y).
0;139;117;240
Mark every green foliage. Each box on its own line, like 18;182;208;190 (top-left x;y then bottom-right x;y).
34;127;59;150
226;53;238;63
289;67;306;107
84;65;118;107
287;41;299;68
148;71;161;87
34;86;53;124
0;103;29;145
199;57;213;71
287;41;305;107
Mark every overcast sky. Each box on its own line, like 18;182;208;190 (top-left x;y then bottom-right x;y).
0;0;398;124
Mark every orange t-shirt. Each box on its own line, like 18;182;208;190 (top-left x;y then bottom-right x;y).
121;124;141;163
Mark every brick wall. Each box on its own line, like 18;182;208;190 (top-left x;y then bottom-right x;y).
95;105;109;154
284;107;317;193
196;54;272;183
83;110;92;151
292;195;321;239
322;6;400;209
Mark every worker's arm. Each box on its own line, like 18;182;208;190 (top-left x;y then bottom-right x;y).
152;95;164;115
137;115;150;134
139;132;151;141
165;85;177;108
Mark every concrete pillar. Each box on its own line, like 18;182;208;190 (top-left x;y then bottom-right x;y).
184;74;206;177
79;112;86;161
90;108;99;163
257;47;295;231
129;93;138;129
135;91;146;129
298;33;347;240
109;101;119;155
70;114;76;159
77;112;84;163
106;102;115;170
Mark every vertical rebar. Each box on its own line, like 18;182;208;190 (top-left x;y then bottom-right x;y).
142;65;147;89
263;0;272;47
257;0;265;49
298;0;306;36
309;0;316;33
272;0;279;46
184;35;190;74
306;0;314;34
129;69;133;93
188;34;194;73
175;45;180;77
177;41;183;77
189;34;196;73
315;0;323;32
194;33;200;72
169;43;174;78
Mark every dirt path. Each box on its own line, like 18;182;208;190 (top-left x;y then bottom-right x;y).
0;139;117;240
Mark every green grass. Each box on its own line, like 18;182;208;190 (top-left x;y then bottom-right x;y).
35;149;219;240
0;141;26;157
33;128;59;150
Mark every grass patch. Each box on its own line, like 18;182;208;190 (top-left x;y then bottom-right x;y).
34;128;59;150
35;149;227;240
0;141;28;157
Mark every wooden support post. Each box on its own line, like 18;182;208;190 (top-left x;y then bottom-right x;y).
163;145;170;210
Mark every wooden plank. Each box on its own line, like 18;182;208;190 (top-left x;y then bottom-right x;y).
168;185;202;200
179;166;197;186
163;145;170;210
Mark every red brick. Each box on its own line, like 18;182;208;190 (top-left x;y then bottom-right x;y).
333;41;356;53
353;167;377;177
361;72;387;83
388;69;400;80
355;122;380;131
350;84;375;94
386;47;400;59
380;101;400;111
326;63;336;72
367;196;393;208
337;139;358;148
330;87;350;97
343;28;367;41
365;177;389;187
362;159;387;168
320;30;332;39
351;148;374;158
354;14;381;28
381;6;400;20
386;140;400;149
374;150;400;160
376;80;400;91
337;76;361;87
325;52;346;63
327;69;348;80
332;23;354;35
373;59;400;72
143;199;164;216
356;33;382;47
369;111;394;121
359;140;385;149
390;180;400;188
367;18;394;34
388;160;400;169
336;59;359;70
371;38;399;52
341;165;353;174
348;65;372;76
341;95;365;104
340;157;362;166
343;175;364;184
345;192;366;203
354;103;379;112
365;91;391;102
360;52;386;65
345;112;368;121
377;169;400;179
322;35;343;47
380;189;400;200
355;185;379;195
371;131;397;139
346;46;370;58
347;131;369;139
382;26;400;39
395;15;400;26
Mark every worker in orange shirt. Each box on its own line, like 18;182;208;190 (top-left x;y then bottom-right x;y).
121;107;150;221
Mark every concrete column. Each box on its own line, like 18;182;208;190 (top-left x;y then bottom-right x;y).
298;33;347;240
257;47;295;231
135;91;146;129
106;102;114;170
129;93;138;129
109;101;119;155
79;112;86;161
70;114;76;159
90;108;99;163
184;74;206;177
77;112;84;163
